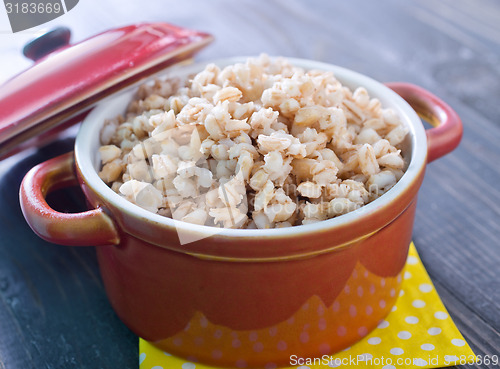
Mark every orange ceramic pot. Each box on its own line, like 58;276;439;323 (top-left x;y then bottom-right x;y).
19;58;462;368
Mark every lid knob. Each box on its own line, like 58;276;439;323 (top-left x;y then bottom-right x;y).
23;27;71;61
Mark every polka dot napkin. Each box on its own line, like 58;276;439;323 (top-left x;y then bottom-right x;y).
139;243;476;368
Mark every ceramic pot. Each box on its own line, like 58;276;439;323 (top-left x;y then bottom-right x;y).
19;58;462;368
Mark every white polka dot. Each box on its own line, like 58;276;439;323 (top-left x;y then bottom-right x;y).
318;318;327;330
444;355;459;362
199;317;208;327
367;337;381;345
405;316;419;324
139;353;146;365
337;326;347;336
332;301;340;312
163;352;172;356
407;255;418;264
428;327;442;335
412;299;426;308
319;343;330;355
397;331;411;339
391;305;397;312
397;274;402;283
379;300;386;308
419;283;433;293
366;305;373;315
344;285;350;294
414;358;428;367
342;346;351;351
358;326;368;336
249;332;258;341
253;342;264;352
300;332;309;343
421;343;435;351
297;366;311;369
152;366;164;369
357;286;364;297
380;278;386;287
369;284;376;294
382;365;396;369
390;288;396;297
277;341;287;351
377;320;389;329
451;338;466;347
357;353;373;361
182;364;196;369
404;271;412;279
390;347;404;355
399;289;405;297
317;305;325;316
349;305;357;317
434;311;448;320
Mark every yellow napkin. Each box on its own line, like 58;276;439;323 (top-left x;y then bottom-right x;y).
139;243;476;369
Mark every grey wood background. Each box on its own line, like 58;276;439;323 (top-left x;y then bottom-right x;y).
0;0;498;368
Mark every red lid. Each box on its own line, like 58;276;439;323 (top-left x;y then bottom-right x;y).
0;23;213;159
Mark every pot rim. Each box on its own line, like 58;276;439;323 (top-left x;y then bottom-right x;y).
75;56;427;239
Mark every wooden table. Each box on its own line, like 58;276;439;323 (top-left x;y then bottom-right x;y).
0;0;498;368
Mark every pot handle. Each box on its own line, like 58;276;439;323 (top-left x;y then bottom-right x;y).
386;82;463;163
19;152;120;246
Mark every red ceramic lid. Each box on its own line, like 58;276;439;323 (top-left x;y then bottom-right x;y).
0;23;213;159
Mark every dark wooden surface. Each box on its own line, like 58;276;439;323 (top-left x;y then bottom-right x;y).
0;0;499;368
